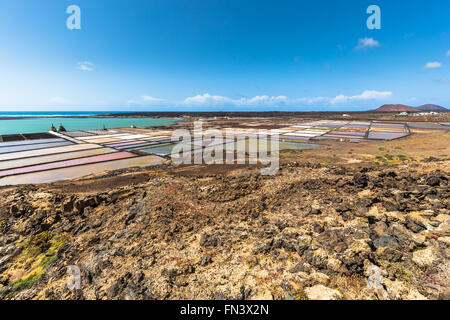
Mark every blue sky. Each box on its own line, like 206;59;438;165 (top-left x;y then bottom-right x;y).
0;0;449;111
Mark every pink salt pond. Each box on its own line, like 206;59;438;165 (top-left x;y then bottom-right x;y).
0;152;136;177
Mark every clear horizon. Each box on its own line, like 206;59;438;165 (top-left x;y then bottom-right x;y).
0;104;447;113
1;0;449;111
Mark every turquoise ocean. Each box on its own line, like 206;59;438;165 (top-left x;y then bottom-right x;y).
0;112;179;135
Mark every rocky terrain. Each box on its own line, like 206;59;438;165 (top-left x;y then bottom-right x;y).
0;156;448;300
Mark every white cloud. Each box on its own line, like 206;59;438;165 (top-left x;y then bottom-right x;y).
183;93;233;106
330;90;392;104
124;90;393;108
423;61;443;69
355;38;380;50
183;94;292;107
77;61;94;71
182;90;392;107
446;50;450;57
240;95;289;105
127;95;165;106
433;78;449;83
49;97;72;104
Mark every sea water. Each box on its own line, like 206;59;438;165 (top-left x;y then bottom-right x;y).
0;112;179;135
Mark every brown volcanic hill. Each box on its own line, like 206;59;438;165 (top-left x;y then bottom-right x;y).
374;104;418;112
417;104;448;112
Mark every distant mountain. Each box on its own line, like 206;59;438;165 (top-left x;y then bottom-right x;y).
374;104;418;112
373;104;448;112
416;104;448;111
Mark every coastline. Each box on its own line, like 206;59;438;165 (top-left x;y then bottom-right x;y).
0;117;183;136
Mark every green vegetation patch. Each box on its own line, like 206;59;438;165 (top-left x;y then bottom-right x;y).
11;273;42;291
375;154;415;165
9;232;66;294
